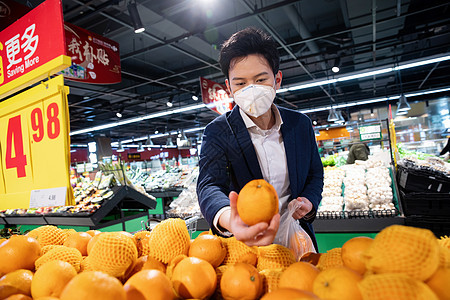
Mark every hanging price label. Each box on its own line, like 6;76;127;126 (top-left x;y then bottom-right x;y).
0;75;73;209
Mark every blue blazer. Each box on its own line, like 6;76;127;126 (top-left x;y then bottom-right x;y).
197;105;324;249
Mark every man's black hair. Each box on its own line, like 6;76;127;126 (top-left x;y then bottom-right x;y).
219;27;280;79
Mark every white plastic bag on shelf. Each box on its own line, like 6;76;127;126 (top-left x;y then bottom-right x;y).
274;200;316;261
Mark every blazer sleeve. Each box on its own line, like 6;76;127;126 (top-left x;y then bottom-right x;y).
299;121;324;223
197;122;232;235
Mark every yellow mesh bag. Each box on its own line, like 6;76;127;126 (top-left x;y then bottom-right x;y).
438;235;450;249
358;274;439;300
316;248;343;271
27;225;65;247
89;232;138;278
62;229;77;243
35;246;82;272
364;225;440;281
80;256;95;272
134;231;151;257
148;218;190;264
259;268;283;294
220;237;258;265
257;244;296;271
41;245;65;255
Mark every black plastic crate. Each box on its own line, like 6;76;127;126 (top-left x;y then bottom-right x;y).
397;166;450;193
405;216;450;237
400;190;450;217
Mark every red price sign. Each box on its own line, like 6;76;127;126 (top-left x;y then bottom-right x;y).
0;75;73;209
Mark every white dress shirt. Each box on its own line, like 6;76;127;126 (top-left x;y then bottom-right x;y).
213;105;291;234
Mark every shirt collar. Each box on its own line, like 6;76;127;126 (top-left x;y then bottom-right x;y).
239;104;283;131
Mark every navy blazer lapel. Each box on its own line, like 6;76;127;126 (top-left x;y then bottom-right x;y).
280;108;299;197
226;106;263;179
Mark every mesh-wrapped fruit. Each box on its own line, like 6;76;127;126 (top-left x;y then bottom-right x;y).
257;244;296;271
35;246;82;272
316;248;343;271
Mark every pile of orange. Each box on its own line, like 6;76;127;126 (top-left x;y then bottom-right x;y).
0;219;448;299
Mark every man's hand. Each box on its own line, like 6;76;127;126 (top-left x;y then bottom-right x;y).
221;191;280;246
290;197;313;220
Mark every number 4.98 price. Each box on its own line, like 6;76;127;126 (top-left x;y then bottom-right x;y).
5;102;61;178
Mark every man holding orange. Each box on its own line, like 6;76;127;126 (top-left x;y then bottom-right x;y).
197;28;324;249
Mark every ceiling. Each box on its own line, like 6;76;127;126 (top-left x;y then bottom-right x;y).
10;0;450;146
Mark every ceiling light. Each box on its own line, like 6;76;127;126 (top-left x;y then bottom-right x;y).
327;106;339;122
116;112;122;118
332;66;340;73
166;100;173;107
127;1;145;33
154;130;159;134
192;95;199;101
312;120;317;125
335;110;345;123
145;135;154;146
396;110;408;116
166;137;174;146
397;94;411;112
117;141;124;152
137;142;144;152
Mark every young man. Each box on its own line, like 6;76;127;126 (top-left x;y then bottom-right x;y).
197;28;324;248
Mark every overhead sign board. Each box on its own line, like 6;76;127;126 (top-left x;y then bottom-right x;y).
0;0;70;99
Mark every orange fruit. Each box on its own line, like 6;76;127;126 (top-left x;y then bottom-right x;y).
0;269;33;298
426;267;450;300
279;262;320;292
341;236;373;274
134;231;151;257
171;256;216;299
213;265;230;299
259;268;283;294
33;297;59;300
363;225;440;281
189;234;227;267
359;273;438;300
237;179;279;226
26;226;65;247
221;237;258;266
257;244;296;271
60;271;125;300
3;295;32;300
124;270;174;300
221;262;262;300
316;248;343;271
123;256;148;281
313;266;363;300
89;232;138;278
86;232;104;255
63;232;92;256
261;288;320;300
148;218;190;264
86;230;102;237
35;246;82;272
142;256;166;273
0;238;6;244
31;260;77;298
0;236;41;276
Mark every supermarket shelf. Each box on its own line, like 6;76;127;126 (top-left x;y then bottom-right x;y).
147;189;183;198
2;215;47;225
314;216;405;233
0;217;6;225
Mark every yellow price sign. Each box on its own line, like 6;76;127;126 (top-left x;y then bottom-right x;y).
0;75;73;209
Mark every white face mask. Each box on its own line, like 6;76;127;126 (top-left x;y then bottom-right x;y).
233;84;276;118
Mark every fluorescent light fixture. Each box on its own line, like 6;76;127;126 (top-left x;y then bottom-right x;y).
137;142;144;152
277;53;450;94
127;1;145;33
145;135;154;146
117;141;125;152
335;110;345;123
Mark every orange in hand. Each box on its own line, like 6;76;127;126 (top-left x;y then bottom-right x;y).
237;179;279;226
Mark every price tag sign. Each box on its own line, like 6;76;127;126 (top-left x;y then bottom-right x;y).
30;186;66;208
0;75;73;209
359;124;382;141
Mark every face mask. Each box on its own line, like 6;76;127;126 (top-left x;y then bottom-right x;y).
233;84;276;118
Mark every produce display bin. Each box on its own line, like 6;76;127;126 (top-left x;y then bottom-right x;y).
400;190;450;216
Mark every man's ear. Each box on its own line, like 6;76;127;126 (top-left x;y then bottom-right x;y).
275;71;283;89
225;78;232;95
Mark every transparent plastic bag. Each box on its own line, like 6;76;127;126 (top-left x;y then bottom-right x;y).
274;200;316;261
